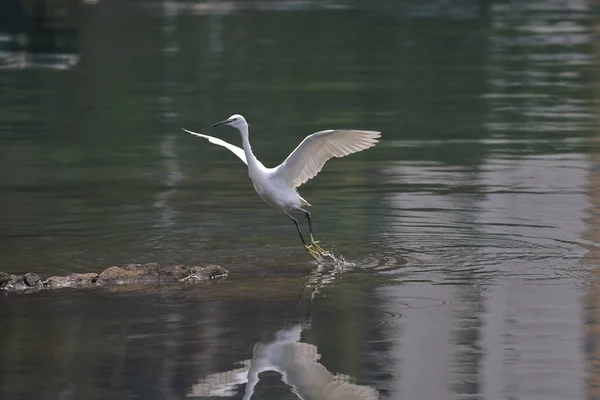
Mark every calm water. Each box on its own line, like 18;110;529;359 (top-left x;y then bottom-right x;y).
1;1;600;399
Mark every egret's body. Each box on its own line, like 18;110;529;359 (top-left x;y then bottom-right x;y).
183;114;381;259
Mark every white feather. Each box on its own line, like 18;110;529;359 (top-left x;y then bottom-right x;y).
273;129;381;189
183;128;247;165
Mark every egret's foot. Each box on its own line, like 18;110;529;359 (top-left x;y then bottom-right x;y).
310;236;326;255
304;245;322;261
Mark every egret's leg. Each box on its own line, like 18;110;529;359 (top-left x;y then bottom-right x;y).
287;214;306;245
298;208;326;254
286;213;320;260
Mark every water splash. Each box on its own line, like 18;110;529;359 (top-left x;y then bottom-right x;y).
301;250;357;301
315;248;356;270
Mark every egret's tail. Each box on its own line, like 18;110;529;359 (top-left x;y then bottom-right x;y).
299;195;311;207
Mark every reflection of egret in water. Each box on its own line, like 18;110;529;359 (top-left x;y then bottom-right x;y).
188;262;376;400
187;323;378;400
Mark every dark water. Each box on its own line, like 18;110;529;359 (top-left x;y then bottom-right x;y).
1;1;600;399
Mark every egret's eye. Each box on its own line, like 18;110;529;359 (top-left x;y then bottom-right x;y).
231;118;237;121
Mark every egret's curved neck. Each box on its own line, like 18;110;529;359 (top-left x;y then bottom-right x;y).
238;124;261;172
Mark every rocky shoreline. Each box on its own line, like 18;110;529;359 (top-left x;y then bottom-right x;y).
0;263;228;293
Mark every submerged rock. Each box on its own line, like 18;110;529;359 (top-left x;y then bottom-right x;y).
0;264;227;294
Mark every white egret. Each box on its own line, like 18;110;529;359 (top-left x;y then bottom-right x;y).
183;114;381;260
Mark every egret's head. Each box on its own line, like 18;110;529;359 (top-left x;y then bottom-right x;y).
211;114;248;129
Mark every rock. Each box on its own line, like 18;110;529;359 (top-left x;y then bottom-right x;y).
96;266;148;286
157;264;228;283
180;264;228;282
123;263;160;281
2;274;28;291
0;271;10;288
202;264;228;281
23;273;41;287
70;273;99;286
1;263;228;293
95;263;229;286
44;275;77;289
43;273;99;289
161;265;187;282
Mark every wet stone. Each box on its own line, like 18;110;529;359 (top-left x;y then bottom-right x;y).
96;265;150;286
70;273;99;286
2;275;28;292
44;275;77;289
97;266;128;281
24;273;41;287
206;265;228;280
1;263;228;293
0;271;10;287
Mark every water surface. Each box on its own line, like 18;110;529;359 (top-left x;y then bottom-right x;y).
1;1;600;399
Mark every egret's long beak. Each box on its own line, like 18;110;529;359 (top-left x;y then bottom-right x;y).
211;118;233;128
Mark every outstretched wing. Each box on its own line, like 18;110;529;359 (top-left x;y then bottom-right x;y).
183;128;247;165
274;129;381;189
